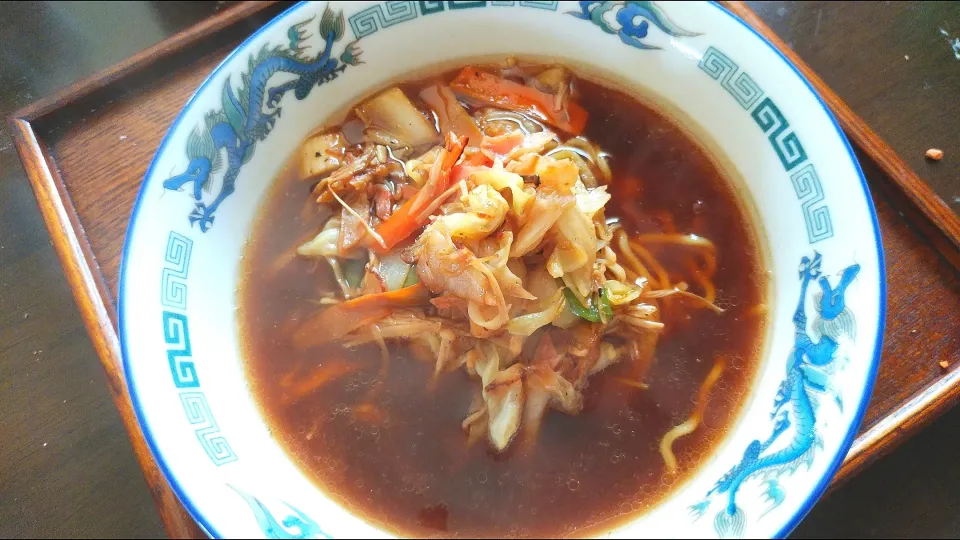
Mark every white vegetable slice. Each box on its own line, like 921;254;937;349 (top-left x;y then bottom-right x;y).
300;131;345;180
356;87;439;148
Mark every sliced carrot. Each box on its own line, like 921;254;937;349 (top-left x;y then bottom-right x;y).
374;196;420;252
293;283;431;349
374;133;468;252
449;67;588;135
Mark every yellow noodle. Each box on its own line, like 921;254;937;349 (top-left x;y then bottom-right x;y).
628;239;671;289
659;357;725;474
635;232;715;249
615;229;654;284
686;262;716;304
636;233;718;277
642;287;724;314
619;315;666;331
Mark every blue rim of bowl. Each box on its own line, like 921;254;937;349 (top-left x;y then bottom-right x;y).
117;2;887;538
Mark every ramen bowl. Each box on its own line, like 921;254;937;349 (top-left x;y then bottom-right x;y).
120;2;884;538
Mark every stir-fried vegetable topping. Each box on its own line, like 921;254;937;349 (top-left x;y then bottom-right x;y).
291;60;723;456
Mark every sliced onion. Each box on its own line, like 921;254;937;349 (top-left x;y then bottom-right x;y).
297;218;341;258
506;289;566;336
377;252;413;291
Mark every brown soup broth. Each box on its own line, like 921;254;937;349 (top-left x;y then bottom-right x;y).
240;64;767;538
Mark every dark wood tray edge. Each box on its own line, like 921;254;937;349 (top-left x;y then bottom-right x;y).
8;117;201;538
14;1;281;124
7;2;284;537
8;1;959;535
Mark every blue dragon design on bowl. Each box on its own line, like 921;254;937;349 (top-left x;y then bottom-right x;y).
567;1;701;50
163;6;362;231
690;252;860;538
228;485;331;540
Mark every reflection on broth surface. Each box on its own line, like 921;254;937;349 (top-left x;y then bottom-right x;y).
240;60;767;538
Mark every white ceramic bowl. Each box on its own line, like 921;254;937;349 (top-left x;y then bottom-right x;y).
120;2;885;538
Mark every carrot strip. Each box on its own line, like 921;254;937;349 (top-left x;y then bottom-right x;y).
374;133;467;252
373;197;420;252
449;67;588;135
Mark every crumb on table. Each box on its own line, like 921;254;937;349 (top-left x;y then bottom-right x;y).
940;360;950;369
925;148;944;161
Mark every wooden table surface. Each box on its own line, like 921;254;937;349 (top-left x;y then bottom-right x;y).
1;1;957;538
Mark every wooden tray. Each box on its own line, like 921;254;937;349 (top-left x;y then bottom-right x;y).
10;1;960;537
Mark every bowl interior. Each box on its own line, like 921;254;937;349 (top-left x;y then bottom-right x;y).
120;2;884;538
